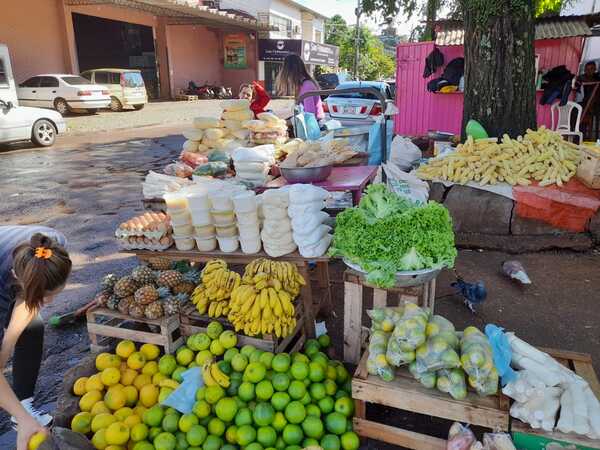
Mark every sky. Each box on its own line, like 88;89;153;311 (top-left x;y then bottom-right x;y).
295;0;421;36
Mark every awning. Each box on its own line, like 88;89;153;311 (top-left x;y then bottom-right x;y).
65;0;273;30
435;16;592;46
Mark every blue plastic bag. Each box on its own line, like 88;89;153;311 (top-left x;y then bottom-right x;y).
293;106;321;141
161;367;203;414
367;118;393;165
485;324;517;386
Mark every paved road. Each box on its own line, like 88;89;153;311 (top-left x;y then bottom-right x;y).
1;121;600;447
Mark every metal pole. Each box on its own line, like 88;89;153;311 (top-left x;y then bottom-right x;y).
354;0;361;79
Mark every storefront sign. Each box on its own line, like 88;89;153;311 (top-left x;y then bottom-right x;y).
259;39;339;66
302;41;339;66
224;34;247;69
258;39;302;62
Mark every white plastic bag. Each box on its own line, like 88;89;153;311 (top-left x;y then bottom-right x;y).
383;163;429;206
298;234;332;258
288;201;326;218
232;145;276;163
291;210;329;232
288;184;330;205
293;224;331;247
390;135;422;170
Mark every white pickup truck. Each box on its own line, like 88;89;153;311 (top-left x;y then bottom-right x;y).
0;44;66;146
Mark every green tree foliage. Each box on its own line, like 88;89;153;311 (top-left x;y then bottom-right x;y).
325;15;396;80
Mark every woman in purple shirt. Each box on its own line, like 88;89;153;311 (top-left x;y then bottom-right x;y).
276;54;324;120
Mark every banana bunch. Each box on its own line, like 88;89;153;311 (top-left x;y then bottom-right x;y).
191;259;241;317
158;378;180;389
228;267;299;338
243;258;305;297
202;360;230;388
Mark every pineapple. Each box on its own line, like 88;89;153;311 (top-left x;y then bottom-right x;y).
131;265;155;285
147;257;172;271
157;270;184;289
94;291;111;308
183;269;201;285
118;296;134;315
172;281;195;296
113;276;138;298
106;295;120;310
144;302;164;319
134;285;159;305
174;293;190;304
162;297;180;316
101;273;118;293
128;303;145;319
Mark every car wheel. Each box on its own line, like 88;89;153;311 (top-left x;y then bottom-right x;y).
31;119;57;147
133;104;145;111
54;98;69;116
109;96;123;112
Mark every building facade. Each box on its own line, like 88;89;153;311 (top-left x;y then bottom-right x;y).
0;0;334;99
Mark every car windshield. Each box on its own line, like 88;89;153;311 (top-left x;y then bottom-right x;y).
61;76;93;86
123;72;144;88
330;84;386;100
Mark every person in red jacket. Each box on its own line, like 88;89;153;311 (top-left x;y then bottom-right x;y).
239;81;270;117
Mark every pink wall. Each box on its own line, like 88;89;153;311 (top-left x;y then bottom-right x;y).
395;37;585;137
166;25;221;96
0;0;68;83
218;32;259;95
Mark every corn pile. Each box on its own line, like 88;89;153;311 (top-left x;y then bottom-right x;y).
417;127;581;187
227;258;305;337
191;260;241;317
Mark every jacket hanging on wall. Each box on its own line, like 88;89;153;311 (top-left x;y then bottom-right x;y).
423;48;445;78
540;65;574;106
427;57;464;92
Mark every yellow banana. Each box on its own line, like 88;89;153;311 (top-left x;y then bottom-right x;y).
159;379;180;389
202;364;218;386
210;363;230;388
259;289;269;309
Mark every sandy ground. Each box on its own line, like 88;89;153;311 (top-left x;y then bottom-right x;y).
0;121;599;448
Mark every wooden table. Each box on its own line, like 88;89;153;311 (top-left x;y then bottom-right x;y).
124;248;331;338
259;165;379;205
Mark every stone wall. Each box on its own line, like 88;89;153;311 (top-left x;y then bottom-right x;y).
430;183;600;252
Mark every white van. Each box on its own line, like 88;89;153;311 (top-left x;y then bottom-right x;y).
0;44;66;146
81;69;147;111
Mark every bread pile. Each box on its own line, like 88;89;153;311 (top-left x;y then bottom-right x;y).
243;112;288;145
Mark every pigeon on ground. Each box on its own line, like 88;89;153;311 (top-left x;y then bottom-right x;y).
502;260;531;284
451;276;487;313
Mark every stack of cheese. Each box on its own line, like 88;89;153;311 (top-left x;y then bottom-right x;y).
221;99;253;143
232;144;276;188
260;189;297;257
288;184;332;257
244;112;288;145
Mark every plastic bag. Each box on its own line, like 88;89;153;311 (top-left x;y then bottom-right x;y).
183;139;200;152
164;161;193;178
461;326;498;396
386;337;416;366
485;324;517;386
416;336;461;373
293;224;331;247
233;145;276;163
161;367;203;414
390;303;429;352
383;163;430;206
288;184;330;205
204;128;226;140
298;234;332;258
288;201;326;218
291;210;329;233
437;368;468;400
193;161;229;177
180;151;208;168
447;423;476;450
409;361;437;388
390;135;422;171
482;433;517;450
367;306;403;332
293;107;321;141
367;331;395;382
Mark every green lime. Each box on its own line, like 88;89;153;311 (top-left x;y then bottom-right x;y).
162;414;179;433
271;353;291;373
284;401;306;424
244;362;267;383
240;345;256;357
325;412;347;435
282;424;303;445
334;397;354;417
204;385;225;404
234;407;252;427
323;379;337;396
300;392;312;406
237;382;255;402
302;415;324;439
225;424;237;444
192;400;211;419
306;404;321;417
143;405;165;427
206;321;223;339
223;347;239;363
321;434;341;450
201;434;222;450
272;373;291;392
246;443;264;450
271;392;291;411
272;411;287;432
231;353;249;372
290;362;309;381
178;413;199;433
153;432;176;450
185;425;207;447
175;430;188;449
256;380;274;401
215;397;238;422
236;424;256;446
318;397;335;414
309;362;325;382
288;380;306;400
318;335;331;349
259;352;275;369
253;402;275;427
257;425;277;447
309;383;326;401
292;353;309;364
340;431;360;450
207;417;225;436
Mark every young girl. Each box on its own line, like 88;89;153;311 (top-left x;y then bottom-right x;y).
0;226;72;450
275;54;324;120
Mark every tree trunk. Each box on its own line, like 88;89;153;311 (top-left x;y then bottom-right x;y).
422;0;439;41
462;0;536;139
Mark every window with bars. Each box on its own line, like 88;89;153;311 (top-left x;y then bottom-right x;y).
270;14;292;37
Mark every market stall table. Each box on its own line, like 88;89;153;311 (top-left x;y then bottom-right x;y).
123;248;331;338
259;165;379;205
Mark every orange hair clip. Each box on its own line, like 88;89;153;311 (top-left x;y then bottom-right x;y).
34;247;53;259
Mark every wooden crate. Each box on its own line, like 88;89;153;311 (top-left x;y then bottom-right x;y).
179;302;306;354
343;269;436;364
86;307;184;354
351;350;510;450
175;94;198;102
512;348;600;450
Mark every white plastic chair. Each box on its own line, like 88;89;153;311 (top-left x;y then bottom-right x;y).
550;101;583;144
